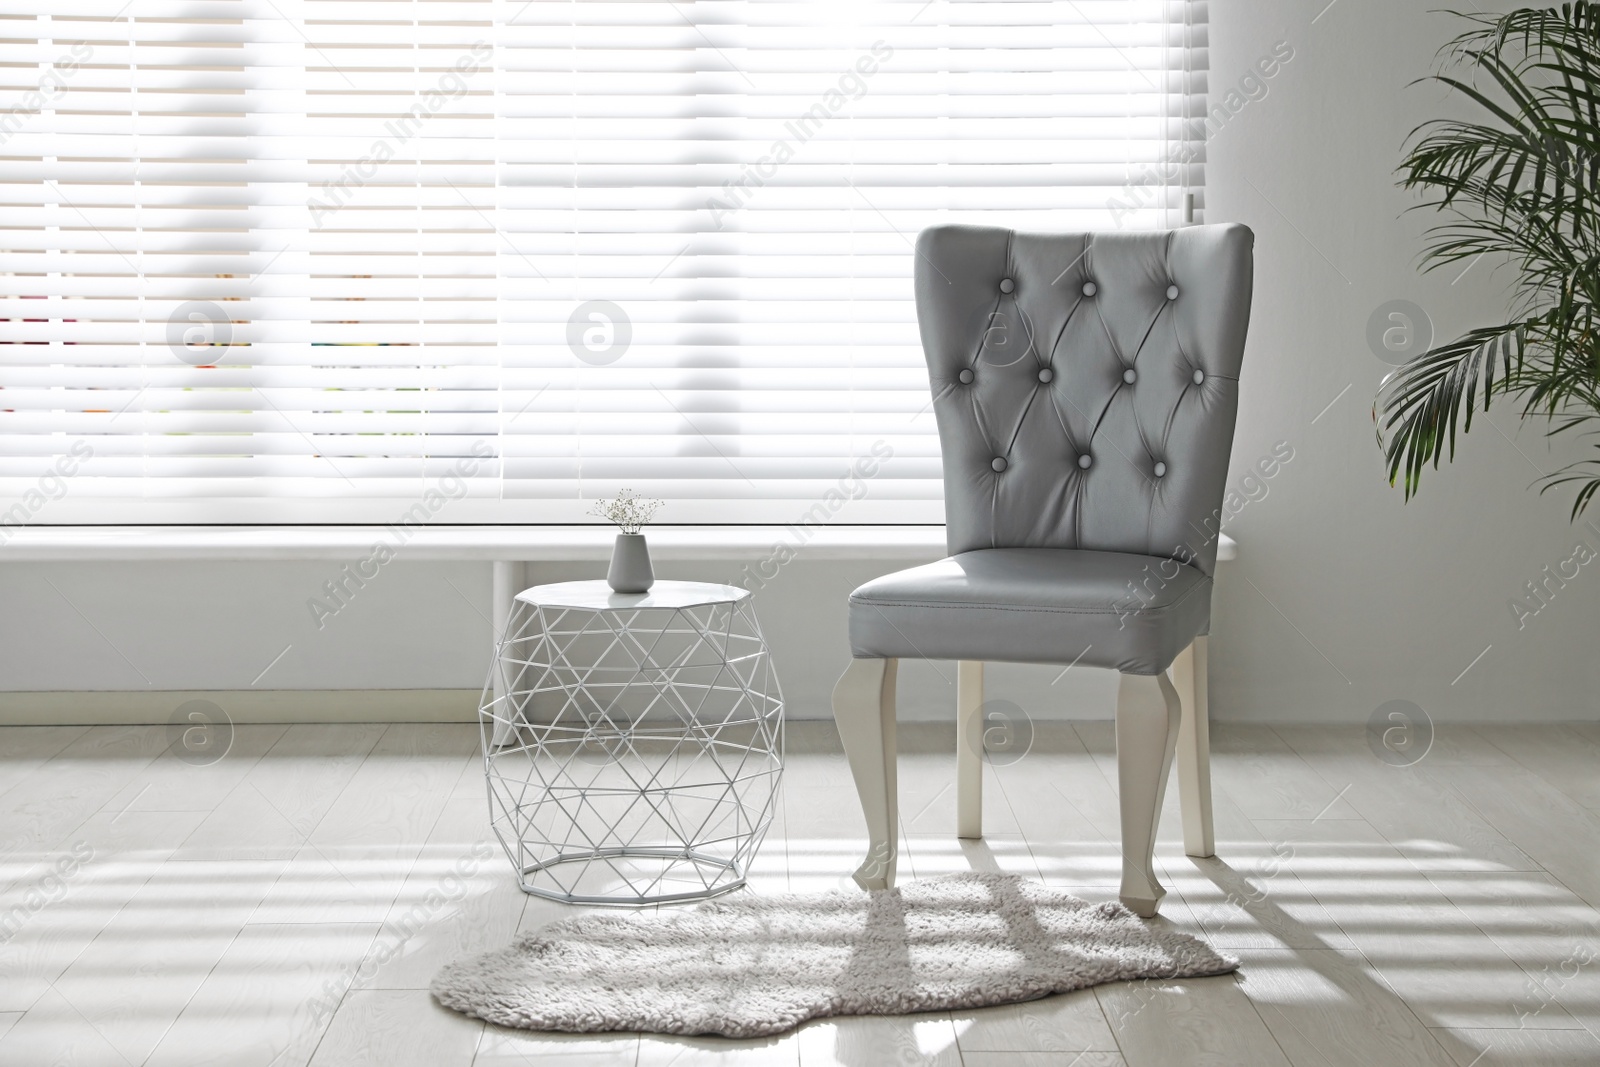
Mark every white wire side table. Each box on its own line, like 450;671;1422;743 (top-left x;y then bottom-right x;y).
479;580;784;905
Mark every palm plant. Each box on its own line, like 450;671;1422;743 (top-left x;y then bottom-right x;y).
1377;3;1600;516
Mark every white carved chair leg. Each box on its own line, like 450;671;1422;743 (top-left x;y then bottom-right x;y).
1170;636;1215;858
956;660;984;839
832;657;899;890
1115;670;1182;917
490;560;524;747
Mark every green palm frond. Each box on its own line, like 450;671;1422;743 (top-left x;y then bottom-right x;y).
1376;321;1526;496
1379;4;1600;515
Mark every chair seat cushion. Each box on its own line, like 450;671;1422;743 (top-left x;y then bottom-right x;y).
847;548;1210;675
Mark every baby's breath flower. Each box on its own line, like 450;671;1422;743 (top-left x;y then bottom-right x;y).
589;490;663;535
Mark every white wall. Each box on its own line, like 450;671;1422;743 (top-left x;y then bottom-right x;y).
2;0;1594;726
0;555;1114;724
1201;0;1600;724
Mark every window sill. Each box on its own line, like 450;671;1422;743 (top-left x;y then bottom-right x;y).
0;525;1237;563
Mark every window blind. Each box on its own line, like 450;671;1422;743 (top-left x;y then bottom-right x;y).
1;0;1205;525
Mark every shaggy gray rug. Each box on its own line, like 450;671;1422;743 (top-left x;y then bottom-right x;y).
431;873;1238;1037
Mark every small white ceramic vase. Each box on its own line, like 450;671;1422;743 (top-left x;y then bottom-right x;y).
607;533;654;593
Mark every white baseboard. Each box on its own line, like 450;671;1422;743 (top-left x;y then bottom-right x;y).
0;689;480;725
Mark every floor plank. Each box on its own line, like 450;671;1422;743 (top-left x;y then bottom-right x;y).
1473;724;1600;811
796;1013;959;1067
0;725;88;800
639;1030;802;1066
1420;758;1600;908
309;988;481;1066
1209;723;1361;822
0;985;135;1067
178;722;387;861
467;1023;636;1067
1272;726;1541;874
1432;1026;1600;1066
0;725;169;878
97;723;290;817
959;1053;1124;1067
473;1026;640;1067
354;796;526;991
1426;868;1600;1039
0;808;206;1014
143;921;380;1067
950;987;1118;1054
1251;816;1581;1030
1163;795;1354;952
1234;948;1457;1066
47;850;287;1064
249;724;477;925
1095;973;1291;1067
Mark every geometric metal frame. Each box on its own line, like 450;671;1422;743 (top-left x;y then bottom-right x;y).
478;581;784;906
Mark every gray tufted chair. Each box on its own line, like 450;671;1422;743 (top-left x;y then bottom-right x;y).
832;223;1253;917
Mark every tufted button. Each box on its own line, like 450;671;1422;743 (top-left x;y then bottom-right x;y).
999;277;1015;294
1037;366;1054;384
1081;281;1097;297
1192;368;1205;385
1077;453;1092;470
1166;284;1180;300
1122;367;1137;385
958;368;974;385
1154;461;1167;477
991;456;1007;473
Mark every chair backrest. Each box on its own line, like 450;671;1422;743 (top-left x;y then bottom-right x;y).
914;224;1253;576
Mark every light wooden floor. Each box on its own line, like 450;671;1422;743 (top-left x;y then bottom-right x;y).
3;719;1600;1066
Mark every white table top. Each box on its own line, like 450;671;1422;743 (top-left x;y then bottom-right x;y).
515;579;750;611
